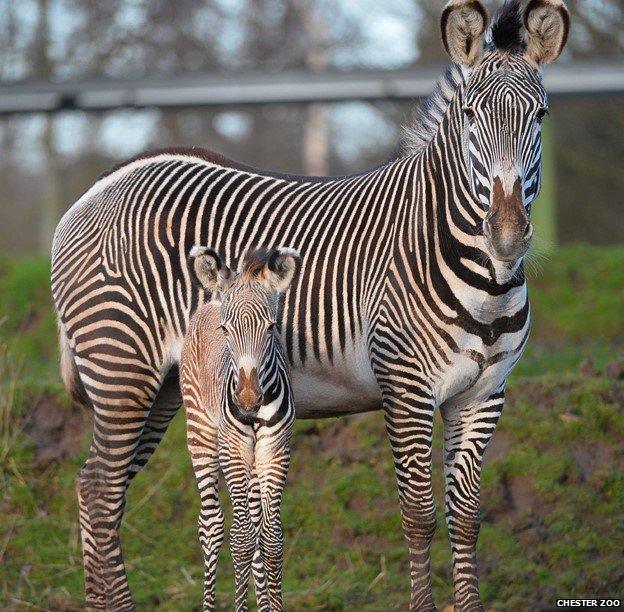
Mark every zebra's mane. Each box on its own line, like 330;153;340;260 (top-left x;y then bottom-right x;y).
489;0;525;53
400;1;524;158
400;62;465;157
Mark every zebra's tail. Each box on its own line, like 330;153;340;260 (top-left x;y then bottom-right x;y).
58;319;92;414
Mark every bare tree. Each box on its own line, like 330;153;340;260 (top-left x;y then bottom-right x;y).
296;0;330;175
33;0;61;254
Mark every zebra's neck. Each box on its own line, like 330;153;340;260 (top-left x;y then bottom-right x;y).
388;90;528;335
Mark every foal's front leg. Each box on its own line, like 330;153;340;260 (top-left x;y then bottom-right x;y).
254;422;293;611
187;415;223;611
249;471;270;612
441;389;505;612
219;423;256;612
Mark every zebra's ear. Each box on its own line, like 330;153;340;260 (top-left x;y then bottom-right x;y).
261;247;300;293
189;246;231;293
441;0;489;67
523;0;570;65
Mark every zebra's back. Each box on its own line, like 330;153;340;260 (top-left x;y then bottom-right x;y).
51;148;396;416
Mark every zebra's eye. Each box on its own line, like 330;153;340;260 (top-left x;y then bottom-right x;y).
463;106;476;123
536;106;549;121
218;324;229;336
267;322;276;334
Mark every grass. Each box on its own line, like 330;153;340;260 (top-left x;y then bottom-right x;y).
0;245;623;610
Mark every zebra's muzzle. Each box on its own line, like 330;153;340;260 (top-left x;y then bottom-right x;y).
483;177;532;263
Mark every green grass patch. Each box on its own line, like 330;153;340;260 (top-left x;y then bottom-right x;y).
0;245;623;609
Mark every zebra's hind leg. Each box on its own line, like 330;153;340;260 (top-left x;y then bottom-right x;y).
383;389;437;611
127;367;181;484
441;389;505;612
187;414;223;611
76;442;106;609
255;432;291;612
249;471;270;612
76;366;161;611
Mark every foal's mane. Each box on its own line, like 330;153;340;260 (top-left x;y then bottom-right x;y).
240;248;269;280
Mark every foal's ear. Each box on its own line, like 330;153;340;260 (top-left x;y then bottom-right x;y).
441;0;489;67
523;0;570;65
261;247;300;293
189;246;232;293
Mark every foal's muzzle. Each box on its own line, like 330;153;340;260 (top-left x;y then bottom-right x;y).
234;366;263;411
483;177;532;262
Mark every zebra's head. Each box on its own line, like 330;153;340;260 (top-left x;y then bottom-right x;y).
441;0;569;262
190;245;300;413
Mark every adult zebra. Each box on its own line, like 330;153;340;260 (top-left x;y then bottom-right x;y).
51;1;569;609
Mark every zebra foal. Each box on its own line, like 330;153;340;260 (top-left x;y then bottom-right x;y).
181;246;299;611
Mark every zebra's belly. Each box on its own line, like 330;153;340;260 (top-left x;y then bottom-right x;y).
289;349;382;418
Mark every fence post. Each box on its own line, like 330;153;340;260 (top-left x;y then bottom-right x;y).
39;115;61;255
532;119;557;253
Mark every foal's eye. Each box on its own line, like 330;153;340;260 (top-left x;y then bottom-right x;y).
218;324;229;336
267;322;276;334
463;106;476;123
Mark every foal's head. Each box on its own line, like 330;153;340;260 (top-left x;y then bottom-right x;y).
190;246;300;414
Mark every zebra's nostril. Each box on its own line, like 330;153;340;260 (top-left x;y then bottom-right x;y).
523;222;533;240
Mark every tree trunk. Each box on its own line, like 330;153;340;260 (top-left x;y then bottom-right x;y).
297;1;329;176
34;0;61;254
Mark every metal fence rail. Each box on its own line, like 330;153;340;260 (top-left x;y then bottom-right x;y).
0;63;622;115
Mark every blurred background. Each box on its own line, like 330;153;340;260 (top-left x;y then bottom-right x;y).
0;1;622;610
0;0;622;255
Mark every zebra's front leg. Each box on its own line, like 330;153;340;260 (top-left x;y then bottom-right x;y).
441;389;504;612
383;387;436;611
219;425;256;612
255;428;292;611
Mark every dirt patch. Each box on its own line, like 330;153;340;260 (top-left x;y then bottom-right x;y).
506;475;539;516
294;415;379;466
345;490;369;513
570;444;620;486
604;359;624;381
484;472;542;526
483;430;511;465
22;393;90;466
506;380;574;415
